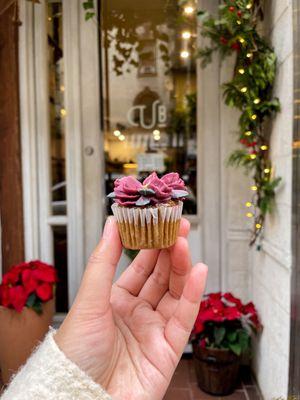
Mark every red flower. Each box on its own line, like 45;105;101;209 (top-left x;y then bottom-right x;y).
22;269;38;295
200;338;206;348
0;285;11;307
0;260;56;312
36;283;53;302
237;10;242;18
32;267;57;283
231;42;240;51
223;292;242;310
224;306;241;320
9;286;27;312
229;6;235;12
220;36;228;45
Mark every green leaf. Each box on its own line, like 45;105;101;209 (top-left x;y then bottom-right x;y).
228;342;242;356
85;11;95;21
82;0;94;10
214;326;226;346
227;330;238;343
26;293;37;308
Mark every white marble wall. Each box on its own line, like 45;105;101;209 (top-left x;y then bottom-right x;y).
250;1;293;398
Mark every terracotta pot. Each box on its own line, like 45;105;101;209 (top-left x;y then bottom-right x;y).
0;299;54;384
193;343;240;396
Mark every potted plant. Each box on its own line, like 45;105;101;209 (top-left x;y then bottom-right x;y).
0;261;57;384
192;292;261;396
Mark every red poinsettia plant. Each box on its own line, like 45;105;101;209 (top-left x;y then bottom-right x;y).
0;261;57;314
192;292;262;356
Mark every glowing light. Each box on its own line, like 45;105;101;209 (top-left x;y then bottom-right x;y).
261;145;268;150
113;130;121;137
237;20;242;25
256;223;262;229
60;108;67;117
264;168;270;174
183;6;194;15
241;87;248;93
238;68;245;75
180;50;190;59
48;17;52;21
246;212;254;218
246;3;252;9
250;154;257;159
251;114;257;120
154;136;160;141
123;163;138;169
239;38;245;44
245;131;252;136
245;202;252;207
119;134;125;141
251;185;258;191
182;31;192;39
253;98;260;104
246;53;252;58
60;85;65;92
153;129;160;135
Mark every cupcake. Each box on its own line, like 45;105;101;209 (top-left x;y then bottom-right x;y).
107;172;188;249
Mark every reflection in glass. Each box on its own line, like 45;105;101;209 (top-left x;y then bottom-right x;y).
48;1;67;216
53;225;68;313
100;0;198;215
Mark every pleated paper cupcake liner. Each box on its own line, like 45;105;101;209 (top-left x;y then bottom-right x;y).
111;201;183;249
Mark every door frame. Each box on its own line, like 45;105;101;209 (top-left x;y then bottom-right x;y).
19;0;103;308
289;0;300;393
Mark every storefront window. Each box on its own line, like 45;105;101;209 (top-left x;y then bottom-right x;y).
48;1;66;217
100;0;198;215
47;1;68;312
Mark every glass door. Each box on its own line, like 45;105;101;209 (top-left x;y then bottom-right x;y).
100;0;199;218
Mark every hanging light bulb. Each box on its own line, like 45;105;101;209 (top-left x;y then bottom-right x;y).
180;50;190;59
246;3;252;9
239;38;245;44
183;5;194;15
253;98;260;104
113;130;121;137
182;31;192;39
264;168;270;174
246;53;253;58
119;134;125;141
241;87;248;93
238;68;245;75
251;114;257;120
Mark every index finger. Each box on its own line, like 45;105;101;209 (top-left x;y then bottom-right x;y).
115;218;190;296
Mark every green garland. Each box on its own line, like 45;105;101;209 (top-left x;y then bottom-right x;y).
197;0;281;247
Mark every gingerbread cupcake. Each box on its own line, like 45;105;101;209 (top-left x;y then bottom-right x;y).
108;172;188;249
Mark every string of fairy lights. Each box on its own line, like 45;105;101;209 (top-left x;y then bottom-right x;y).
198;0;281;247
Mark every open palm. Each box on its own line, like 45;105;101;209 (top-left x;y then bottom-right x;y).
55;217;207;400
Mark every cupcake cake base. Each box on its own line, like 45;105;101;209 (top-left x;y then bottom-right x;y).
111;201;183;249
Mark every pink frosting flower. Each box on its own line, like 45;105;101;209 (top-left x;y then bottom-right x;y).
113;176;142;205
142;172;172;202
108;172;188;206
161;172;186;190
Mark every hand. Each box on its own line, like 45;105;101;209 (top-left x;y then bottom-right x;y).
55;217;207;400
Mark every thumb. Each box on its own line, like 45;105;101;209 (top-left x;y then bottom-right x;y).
74;217;122;312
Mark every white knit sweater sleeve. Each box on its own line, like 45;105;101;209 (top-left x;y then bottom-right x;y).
1;330;112;400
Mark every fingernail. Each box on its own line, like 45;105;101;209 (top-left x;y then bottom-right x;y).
102;217;114;240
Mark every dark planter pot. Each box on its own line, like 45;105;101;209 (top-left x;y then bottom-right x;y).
193;343;240;396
